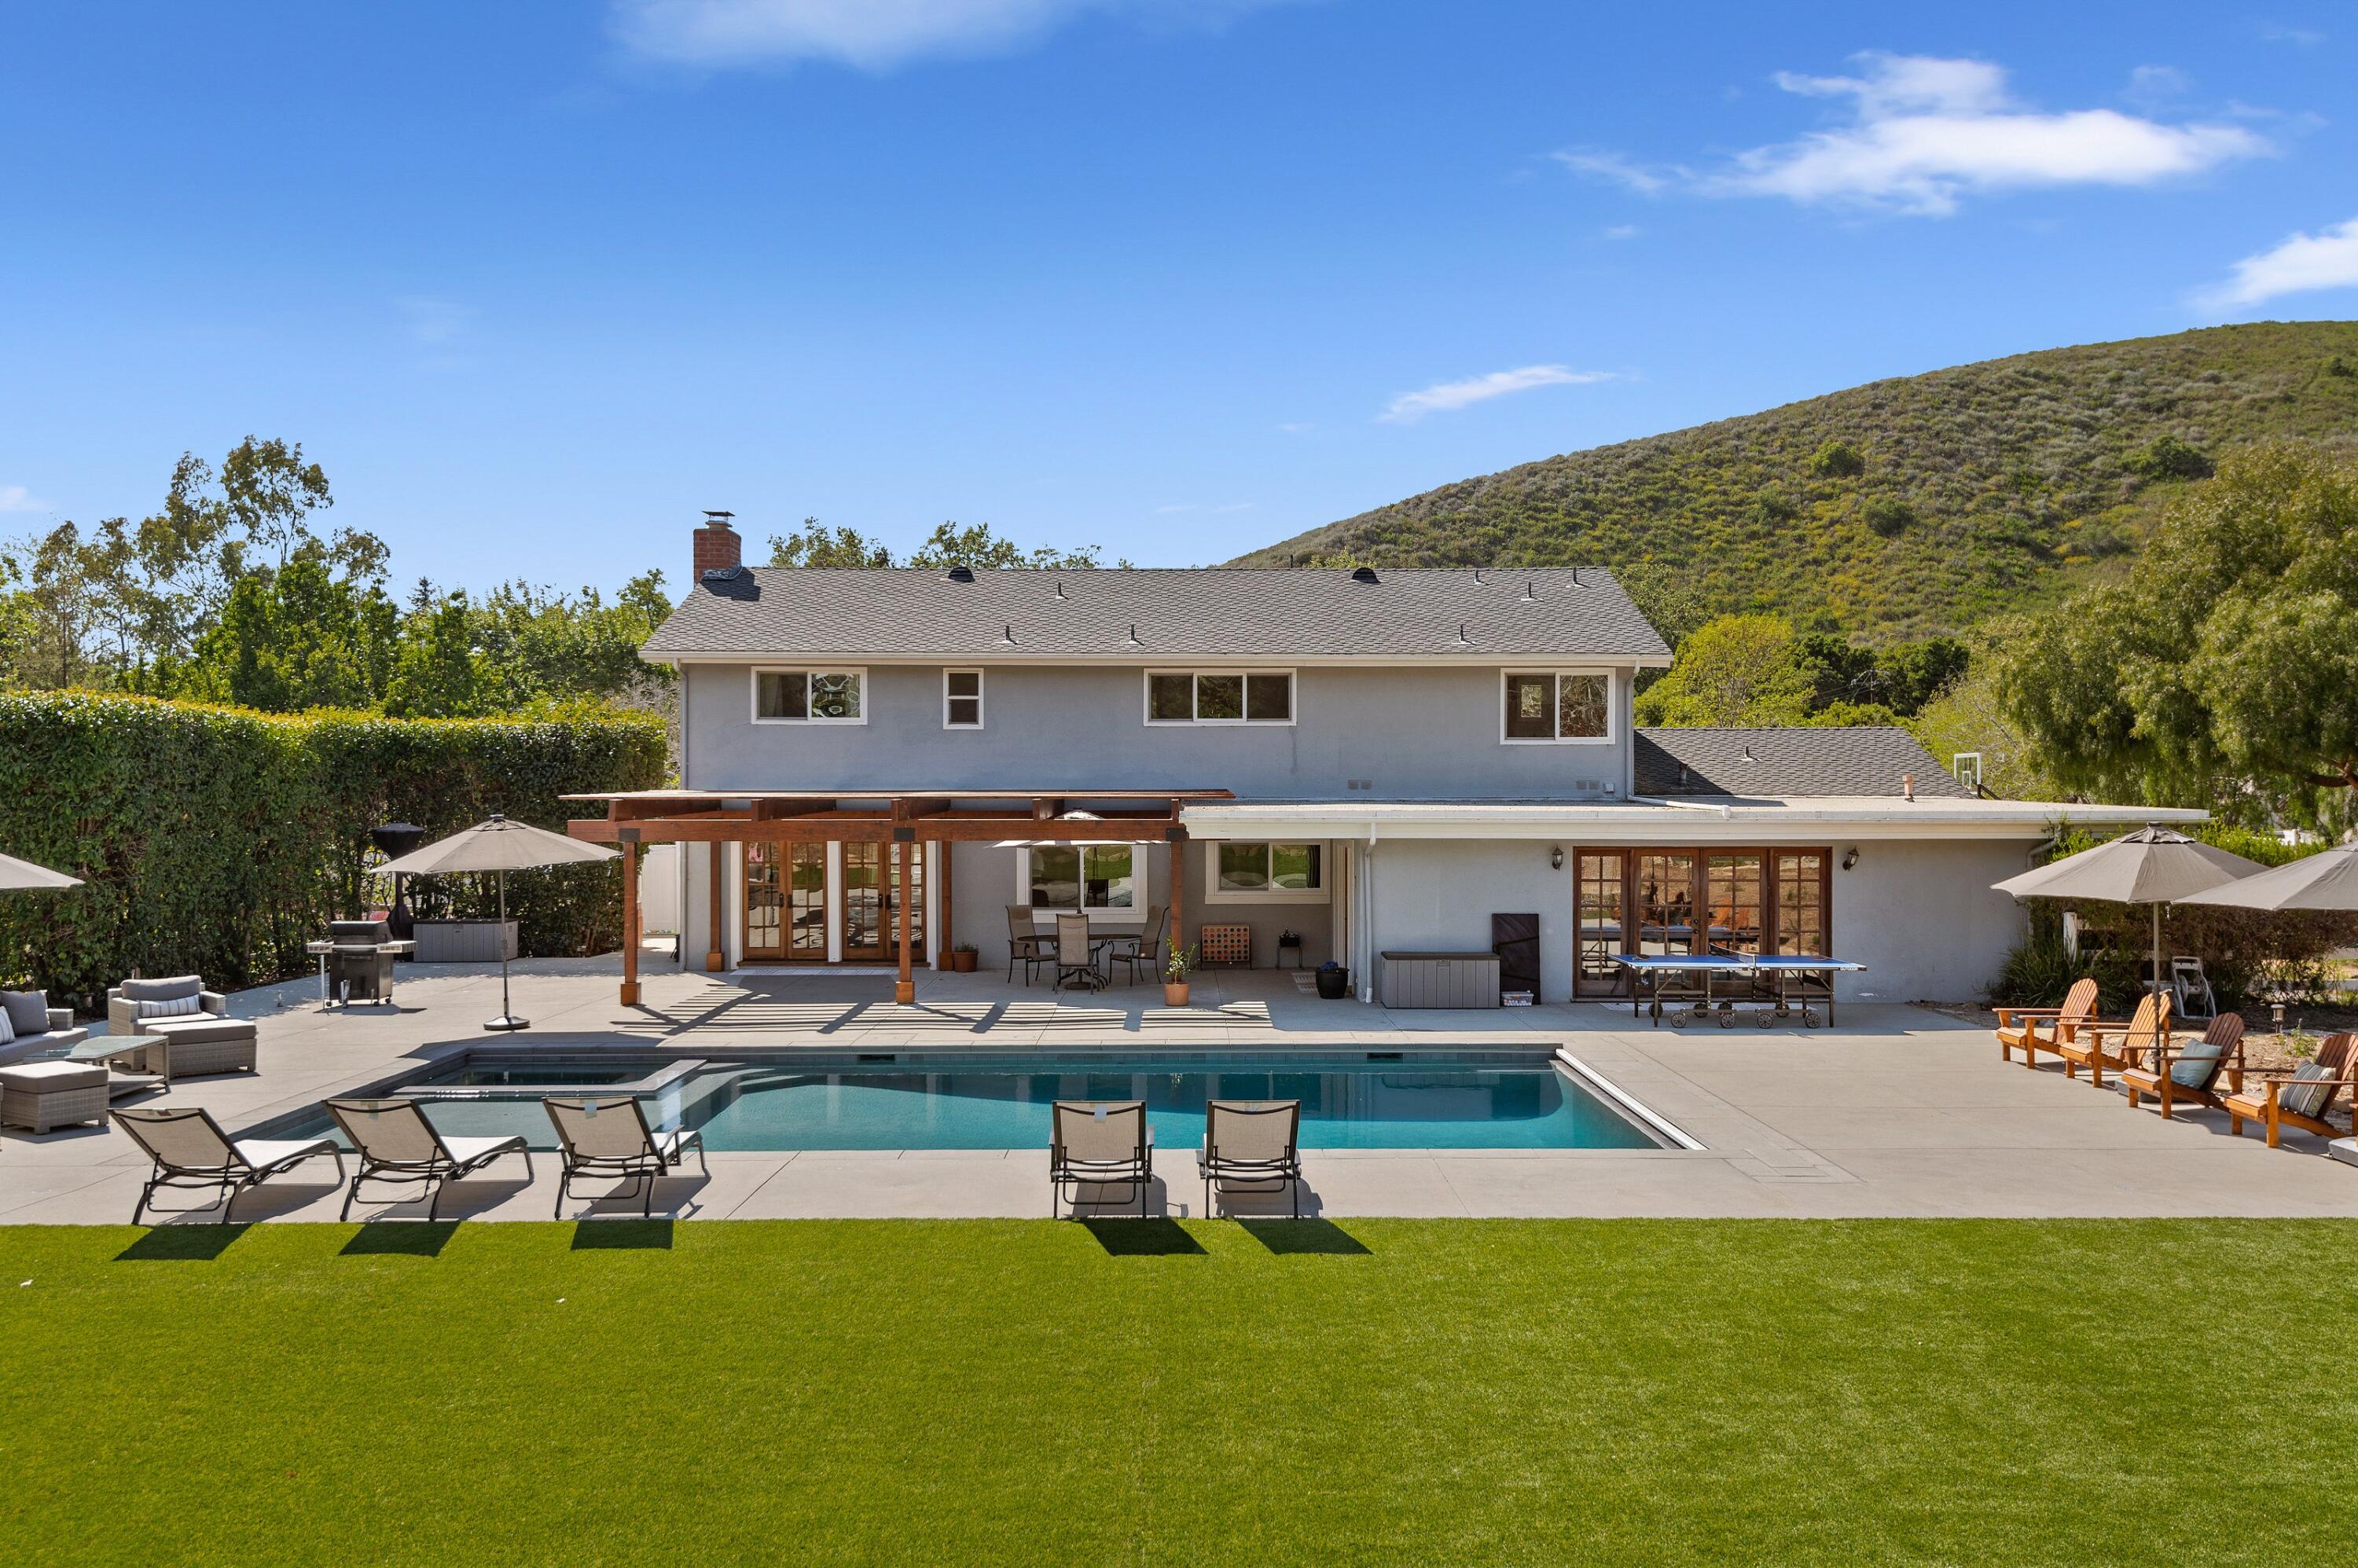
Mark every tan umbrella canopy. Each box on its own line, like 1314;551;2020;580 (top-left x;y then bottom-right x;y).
0;852;82;891
380;813;619;1032
2177;844;2358;912
1993;824;2268;1027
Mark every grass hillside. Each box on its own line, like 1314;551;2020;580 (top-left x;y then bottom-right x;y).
1240;322;2358;640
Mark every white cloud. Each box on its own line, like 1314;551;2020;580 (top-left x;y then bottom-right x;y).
2198;216;2358;307
1563;52;2269;218
2258;22;2325;46
1378;365;1613;425
1602;223;1640;241
2125;64;2191;109
0;485;50;514
613;0;1285;70
398;296;472;346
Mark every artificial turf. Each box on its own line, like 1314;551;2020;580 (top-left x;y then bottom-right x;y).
2;1217;2352;1566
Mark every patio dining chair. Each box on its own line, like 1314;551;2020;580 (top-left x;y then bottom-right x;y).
112;1105;346;1225
325;1097;533;1221
1100;905;1166;987
2119;1012;2246;1119
1049;1100;1153;1217
1005;905;1051;986
1052;912;1102;993
1197;1100;1304;1220
544;1096;707;1219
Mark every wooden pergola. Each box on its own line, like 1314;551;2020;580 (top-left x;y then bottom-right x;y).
565;788;1234;1005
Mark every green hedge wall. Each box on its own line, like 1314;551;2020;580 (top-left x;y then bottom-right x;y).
0;693;666;1006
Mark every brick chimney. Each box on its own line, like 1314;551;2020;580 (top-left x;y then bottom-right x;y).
694;511;740;578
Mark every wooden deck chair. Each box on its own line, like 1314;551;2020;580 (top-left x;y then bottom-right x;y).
1995;977;2099;1068
2053;992;2169;1088
2120;1012;2246;1119
2224;1033;2356;1148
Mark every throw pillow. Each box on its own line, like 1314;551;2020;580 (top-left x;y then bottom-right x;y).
0;988;46;1037
0;1007;13;1046
139;993;204;1020
2278;1060;2337;1120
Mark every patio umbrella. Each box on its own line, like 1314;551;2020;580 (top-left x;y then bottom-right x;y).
0;851;81;891
2176;843;2358;913
380;813;619;1032
1992;824;2266;1031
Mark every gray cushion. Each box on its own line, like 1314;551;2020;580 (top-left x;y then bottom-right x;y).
2169;1041;2225;1090
0;1059;107;1091
143;1016;257;1045
2279;1060;2337;1119
1;990;47;1037
119;975;203;1004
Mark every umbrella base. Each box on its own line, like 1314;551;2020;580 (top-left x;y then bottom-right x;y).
483;1015;531;1033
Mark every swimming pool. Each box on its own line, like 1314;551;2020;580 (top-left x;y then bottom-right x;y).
254;1049;1665;1153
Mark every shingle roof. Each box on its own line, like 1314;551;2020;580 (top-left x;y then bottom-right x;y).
642;567;1671;660
1634;727;1974;799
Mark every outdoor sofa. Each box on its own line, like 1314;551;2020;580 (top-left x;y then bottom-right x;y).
0;986;88;1067
107;975;258;1079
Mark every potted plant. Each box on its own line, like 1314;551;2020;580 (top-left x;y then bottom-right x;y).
949;942;978;974
1163;942;1199;1007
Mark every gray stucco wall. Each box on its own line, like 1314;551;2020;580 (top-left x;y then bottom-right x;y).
1364;835;2034;1004
683;662;1633;802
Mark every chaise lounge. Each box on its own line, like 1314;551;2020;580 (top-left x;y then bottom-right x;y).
544;1096;707;1219
107;975;259;1080
1198;1099;1305;1220
326;1096;534;1220
1049;1100;1153;1217
113;1105;345;1225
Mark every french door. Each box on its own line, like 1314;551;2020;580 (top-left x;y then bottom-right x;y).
1570;847;1831;997
838;843;926;965
744;843;828;963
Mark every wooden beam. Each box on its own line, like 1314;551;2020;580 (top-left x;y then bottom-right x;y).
705;839;725;972
751;797;837;820
894;838;915;1004
1167;832;1185;992
613;798;720;821
894;797;952;821
920;818;1180;844
936;840;953;969
1031;797;1064;821
571;818;893;845
620;844;641;1006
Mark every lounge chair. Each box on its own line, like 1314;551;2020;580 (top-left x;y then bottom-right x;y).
1100;905;1167;987
325;1097;533;1221
1198;1099;1304;1219
2224;1032;2356;1148
2053;992;2169;1088
544;1096;707;1219
1049;1100;1153;1217
1994;977;2098;1067
106;975;258;1079
2119;1013;2246;1119
1005;905;1050;986
112;1106;345;1225
1052;912;1101;993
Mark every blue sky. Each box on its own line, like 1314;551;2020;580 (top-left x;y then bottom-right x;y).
2;2;2352;590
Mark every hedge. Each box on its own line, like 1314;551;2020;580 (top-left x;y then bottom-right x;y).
0;693;667;1008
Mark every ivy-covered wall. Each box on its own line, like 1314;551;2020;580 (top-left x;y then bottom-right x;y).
0;693;666;1005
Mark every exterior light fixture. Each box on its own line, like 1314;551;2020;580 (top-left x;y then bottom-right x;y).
1549;846;1563;871
1841;847;1860;872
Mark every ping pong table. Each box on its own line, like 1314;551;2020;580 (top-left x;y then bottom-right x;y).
1609;953;1867;1028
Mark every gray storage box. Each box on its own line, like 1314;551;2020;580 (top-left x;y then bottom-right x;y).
1379;951;1501;1009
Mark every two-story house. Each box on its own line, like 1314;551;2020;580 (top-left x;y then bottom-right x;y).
567;516;2191;1007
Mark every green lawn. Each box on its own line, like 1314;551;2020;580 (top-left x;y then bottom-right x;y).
4;1217;2352;1566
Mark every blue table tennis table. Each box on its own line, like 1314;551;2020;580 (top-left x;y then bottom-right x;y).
1610;953;1867;1028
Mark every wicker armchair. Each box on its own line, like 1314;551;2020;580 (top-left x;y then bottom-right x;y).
106;975;258;1078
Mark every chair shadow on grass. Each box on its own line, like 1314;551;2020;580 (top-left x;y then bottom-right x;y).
115;1223;252;1261
1236;1217;1371;1256
340;1221;458;1258
1080;1217;1207;1256
571;1218;673;1250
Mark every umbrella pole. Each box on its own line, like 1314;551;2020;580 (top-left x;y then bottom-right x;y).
487;867;527;1032
2151;902;2166;1055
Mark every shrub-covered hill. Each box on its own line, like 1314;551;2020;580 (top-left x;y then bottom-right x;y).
1237;321;2358;641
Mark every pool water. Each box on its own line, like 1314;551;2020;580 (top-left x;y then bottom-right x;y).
258;1052;1661;1153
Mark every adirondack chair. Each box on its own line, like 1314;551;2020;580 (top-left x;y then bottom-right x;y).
2224;1033;2356;1148
2119;1013;2246;1119
2053;992;2169;1089
1995;977;2099;1068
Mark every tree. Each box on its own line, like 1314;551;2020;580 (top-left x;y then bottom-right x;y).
2128;434;2214;483
174;556;398;711
765;516;1125;571
766;518;894;568
384;592;488;718
1809;439;1864;479
1993;442;2358;824
1634;615;1814;727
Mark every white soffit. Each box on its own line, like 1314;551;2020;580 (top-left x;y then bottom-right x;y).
1181;797;2207;843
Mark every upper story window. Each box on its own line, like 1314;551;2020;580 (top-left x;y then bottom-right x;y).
752;667;865;724
1145;670;1294;725
1501;670;1612;744
943;670;983;729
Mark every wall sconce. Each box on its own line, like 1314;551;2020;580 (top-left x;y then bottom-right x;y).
1841;847;1860;872
1548;846;1564;871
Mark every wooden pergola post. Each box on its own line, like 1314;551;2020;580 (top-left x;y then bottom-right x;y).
619;836;641;1007
894;828;916;1004
705;840;725;972
1166;828;1185;979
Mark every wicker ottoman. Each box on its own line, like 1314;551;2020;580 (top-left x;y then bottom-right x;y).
0;1060;109;1133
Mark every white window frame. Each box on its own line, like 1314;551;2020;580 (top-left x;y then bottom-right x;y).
1203;840;1328;905
1141;668;1297;727
1499;669;1615;746
942;668;984;730
749;666;869;725
1014;843;1145;920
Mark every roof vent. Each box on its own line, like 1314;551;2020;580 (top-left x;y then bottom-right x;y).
1350;566;1379;584
1740;744;1757;763
1453;621;1472;646
1054;578;1066;598
1473;567;1485;582
946;565;975;584
1571;566;1581;587
1126;622;1143;647
1522;578;1537;601
700;564;743;582
999;622;1016;646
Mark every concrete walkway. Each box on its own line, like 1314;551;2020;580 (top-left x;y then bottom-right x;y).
3;960;2352;1224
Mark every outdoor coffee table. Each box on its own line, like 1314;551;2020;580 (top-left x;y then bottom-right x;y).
64;1033;174;1093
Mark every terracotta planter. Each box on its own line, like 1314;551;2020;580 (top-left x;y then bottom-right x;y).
949;949;977;973
1163;982;1191;1007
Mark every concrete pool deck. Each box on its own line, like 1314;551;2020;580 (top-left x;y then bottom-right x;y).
3;958;2352;1224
